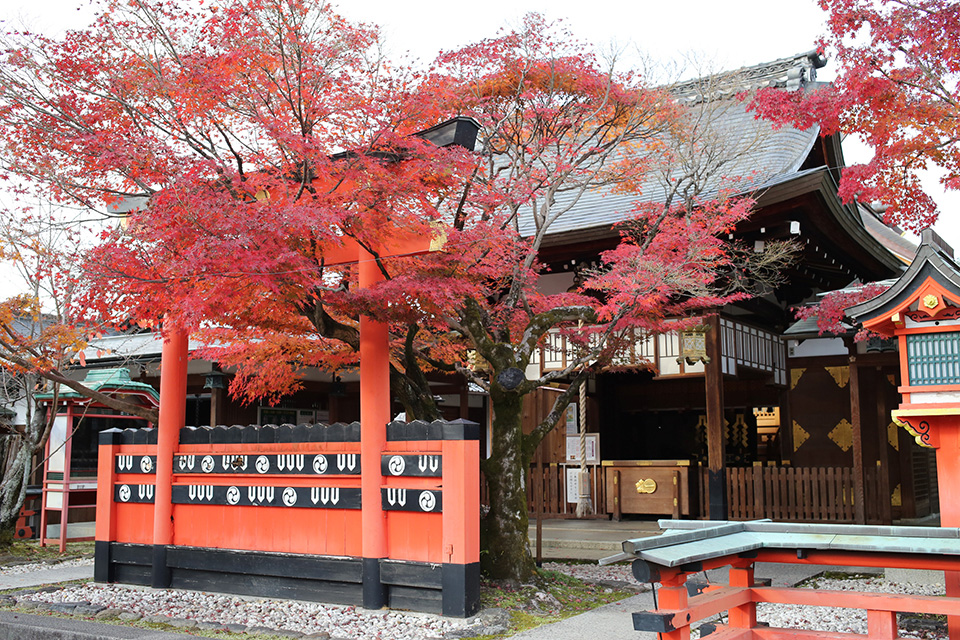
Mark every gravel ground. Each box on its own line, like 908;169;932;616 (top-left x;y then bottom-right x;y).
16;583;471;639
541;561;635;585
0;556;93;577
7;560;953;639
9;560;632;639
753;576;946;639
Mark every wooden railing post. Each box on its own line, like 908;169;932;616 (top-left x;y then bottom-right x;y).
727;564;756;629
656;573;690;640
612;470;621;521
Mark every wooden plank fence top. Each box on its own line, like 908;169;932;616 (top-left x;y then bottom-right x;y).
602;519;960;567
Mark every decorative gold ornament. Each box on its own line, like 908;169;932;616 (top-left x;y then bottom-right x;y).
792;421;809;451
924;294;940;309
891;484;902;507
887;421;900;450
894;416;934;448
825;366;850;388
790;368;805;390
635;479;657;494
829;418;854;452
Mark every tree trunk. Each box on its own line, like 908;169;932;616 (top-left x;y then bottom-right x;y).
480;386;535;582
0;434;33;546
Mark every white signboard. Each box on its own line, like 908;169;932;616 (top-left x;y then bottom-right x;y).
566;467;580;504
564;404;578;435
565;434;599;464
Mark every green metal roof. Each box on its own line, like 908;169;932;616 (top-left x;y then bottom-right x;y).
37;367;160;405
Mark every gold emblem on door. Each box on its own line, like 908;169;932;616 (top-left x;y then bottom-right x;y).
635;478;657;494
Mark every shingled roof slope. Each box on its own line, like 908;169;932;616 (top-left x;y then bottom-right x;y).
519;52;828;238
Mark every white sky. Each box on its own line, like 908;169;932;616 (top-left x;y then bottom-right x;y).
1;0;957;295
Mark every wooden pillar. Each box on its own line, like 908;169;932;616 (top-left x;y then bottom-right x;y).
460;383;469;420
704;313;727;520
849;355;866;524
876;367;892;524
359;248;388;609
208;364;224;428
152;327;189;589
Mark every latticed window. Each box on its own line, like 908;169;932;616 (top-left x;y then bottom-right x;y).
906;332;960;385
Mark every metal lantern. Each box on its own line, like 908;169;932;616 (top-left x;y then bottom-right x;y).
329;375;347;397
203;370;227;390
678;325;711;365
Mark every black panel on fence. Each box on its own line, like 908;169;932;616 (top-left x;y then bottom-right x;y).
381;488;442;513
381;454;442;477
178;422;362;445
171;484;361;509
386;419;480;442
96;543;477;617
115;455;157;474
114;483;156;503
174;452;360;476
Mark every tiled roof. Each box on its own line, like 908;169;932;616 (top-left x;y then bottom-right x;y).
524;52;827;239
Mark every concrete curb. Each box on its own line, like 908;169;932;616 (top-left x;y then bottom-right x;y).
0;610;203;639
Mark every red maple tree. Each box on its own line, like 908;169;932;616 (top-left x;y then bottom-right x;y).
751;0;960;232
1;3;790;578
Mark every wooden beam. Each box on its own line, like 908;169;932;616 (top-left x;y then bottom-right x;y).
705;313;727;520
849;356;866;524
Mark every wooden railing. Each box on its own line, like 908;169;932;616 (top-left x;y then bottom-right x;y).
712;466;889;523
481;464;893;523
479;464;606;518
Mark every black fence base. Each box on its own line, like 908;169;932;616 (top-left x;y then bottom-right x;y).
95;542;479;617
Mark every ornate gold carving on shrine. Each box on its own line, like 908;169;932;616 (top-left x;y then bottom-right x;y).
828;419;854;451
790;368;805;390
888;421;900;450
792;421;809;451
726;413;749;447
894;415;934;449
635;479;657;494
824;366;850;388
923;294;940;309
887;374;896;387
891;484;902;507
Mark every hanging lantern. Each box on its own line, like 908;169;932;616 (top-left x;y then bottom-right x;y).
329;375;347;397
203;370;227;390
678;325;711;365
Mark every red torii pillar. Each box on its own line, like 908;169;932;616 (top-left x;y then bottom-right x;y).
151;236;436;609
152;326;189;588
358;247;390;607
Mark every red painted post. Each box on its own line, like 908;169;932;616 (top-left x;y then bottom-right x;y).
727;564;757;629
94;430;120;583
935;420;960;640
359;248;389;609
656;573;691;640
442;435;480;615
152;327;189;589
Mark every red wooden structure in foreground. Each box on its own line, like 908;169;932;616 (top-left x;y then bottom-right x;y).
94;117;482;616
616;520;960;640
616;231;960;639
